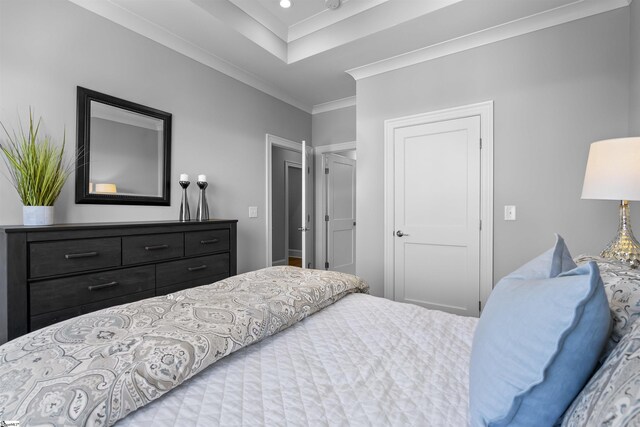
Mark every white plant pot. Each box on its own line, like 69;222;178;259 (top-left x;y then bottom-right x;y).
23;206;54;226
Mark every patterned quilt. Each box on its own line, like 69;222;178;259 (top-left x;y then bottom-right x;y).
0;266;368;426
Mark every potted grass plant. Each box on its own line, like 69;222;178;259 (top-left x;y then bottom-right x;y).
0;110;73;225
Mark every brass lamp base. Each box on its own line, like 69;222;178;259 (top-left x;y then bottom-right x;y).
601;200;640;268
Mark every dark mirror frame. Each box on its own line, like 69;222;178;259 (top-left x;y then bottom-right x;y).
75;86;172;206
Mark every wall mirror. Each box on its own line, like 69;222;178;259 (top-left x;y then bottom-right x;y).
76;87;172;205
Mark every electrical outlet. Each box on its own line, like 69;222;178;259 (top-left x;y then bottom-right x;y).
504;205;516;221
248;206;258;218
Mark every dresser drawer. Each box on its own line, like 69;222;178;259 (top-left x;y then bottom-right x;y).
30;307;80;332
29;237;121;278
30;290;155;332
123;233;184;265
185;229;230;256
29;265;155;316
156;253;229;288
156;272;229;295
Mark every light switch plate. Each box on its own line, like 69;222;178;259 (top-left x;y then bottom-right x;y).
248;206;258;218
504;205;516;221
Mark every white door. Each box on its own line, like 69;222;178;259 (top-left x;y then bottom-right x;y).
393;116;481;316
301;141;313;269
325;154;356;274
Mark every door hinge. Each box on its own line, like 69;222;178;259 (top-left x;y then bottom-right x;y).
325;168;329;174
480;138;483;149
325;262;329;269
479;219;482;230
479;300;482;312
308;167;310;174
353;221;356;226
325;215;329;221
307;214;311;222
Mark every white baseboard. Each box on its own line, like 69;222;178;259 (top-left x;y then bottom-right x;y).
288;249;302;258
272;258;287;266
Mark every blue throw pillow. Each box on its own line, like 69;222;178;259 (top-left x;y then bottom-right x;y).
506;234;576;280
469;235;611;427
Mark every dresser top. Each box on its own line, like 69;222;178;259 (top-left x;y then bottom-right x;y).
0;219;238;233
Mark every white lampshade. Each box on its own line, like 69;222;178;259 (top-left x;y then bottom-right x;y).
582;137;640;201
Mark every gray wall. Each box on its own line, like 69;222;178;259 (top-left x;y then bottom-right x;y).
311;106;356;147
271;146;302;262
356;9;631;296
0;0;311;275
631;0;640;135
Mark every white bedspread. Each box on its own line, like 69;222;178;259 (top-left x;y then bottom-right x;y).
118;293;477;427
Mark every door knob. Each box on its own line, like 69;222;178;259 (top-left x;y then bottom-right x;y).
396;230;410;237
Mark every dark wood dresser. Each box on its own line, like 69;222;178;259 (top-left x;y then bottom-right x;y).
0;219;237;344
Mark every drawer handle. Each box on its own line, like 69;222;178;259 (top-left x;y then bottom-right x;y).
187;265;207;272
88;281;118;291
145;244;169;251
65;251;98;260
200;239;219;245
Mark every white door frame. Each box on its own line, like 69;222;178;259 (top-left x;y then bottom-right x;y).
265;134;302;267
284;161;302;262
383;101;494;307
314;141;357;269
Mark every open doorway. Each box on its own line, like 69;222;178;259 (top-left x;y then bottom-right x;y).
270;146;301;266
265;134;314;269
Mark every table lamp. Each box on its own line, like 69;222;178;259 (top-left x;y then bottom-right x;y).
582;137;640;268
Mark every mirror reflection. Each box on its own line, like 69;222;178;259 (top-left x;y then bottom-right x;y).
89;101;164;197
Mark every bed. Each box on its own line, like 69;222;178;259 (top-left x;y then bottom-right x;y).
0;267;476;426
118;292;475;427
1;238;639;426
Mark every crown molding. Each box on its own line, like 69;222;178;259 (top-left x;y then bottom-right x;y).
67;0;312;113
288;0;389;42
312;96;356;115
227;0;288;41
346;0;631;81
228;0;389;44
288;0;463;64
191;0;287;62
